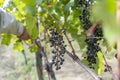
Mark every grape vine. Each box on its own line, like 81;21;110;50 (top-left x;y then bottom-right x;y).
1;0;117;80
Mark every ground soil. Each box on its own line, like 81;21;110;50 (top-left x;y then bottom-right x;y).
0;45;117;80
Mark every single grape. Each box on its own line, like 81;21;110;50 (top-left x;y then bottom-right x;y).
104;68;108;72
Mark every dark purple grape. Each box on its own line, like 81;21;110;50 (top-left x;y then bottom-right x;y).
52;50;56;54
104;68;108;72
60;62;63;65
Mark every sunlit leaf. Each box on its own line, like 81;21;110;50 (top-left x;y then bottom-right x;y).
13;40;23;52
0;0;4;6
64;0;74;12
22;0;36;6
97;51;104;75
29;45;37;53
1;34;12;45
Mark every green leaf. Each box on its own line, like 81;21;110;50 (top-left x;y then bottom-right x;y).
82;59;89;66
61;0;70;5
25;17;38;39
24;5;36;15
22;0;36;6
63;0;74;23
1;34;12;45
13;40;23;52
77;34;86;49
64;0;74;12
29;45;37;53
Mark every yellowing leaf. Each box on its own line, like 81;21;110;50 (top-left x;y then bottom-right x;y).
13;40;23;52
1;34;12;45
25;39;32;44
97;51;104;75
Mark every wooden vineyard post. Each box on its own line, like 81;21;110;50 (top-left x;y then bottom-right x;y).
36;50;43;80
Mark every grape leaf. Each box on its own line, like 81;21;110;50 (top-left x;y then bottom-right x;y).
97;51;104;75
25;16;38;39
24;5;36;15
29;45;37;53
64;0;74;12
13;40;23;52
22;0;36;6
1;34;12;45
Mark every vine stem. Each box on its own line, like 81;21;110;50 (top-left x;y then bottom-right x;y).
62;29;76;56
62;29;99;80
101;50;116;79
34;5;56;80
86;20;100;36
103;48;114;74
45;27;100;79
103;54;112;72
65;50;99;80
35;39;56;80
22;50;28;65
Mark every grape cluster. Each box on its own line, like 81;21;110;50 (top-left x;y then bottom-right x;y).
85;27;103;68
78;0;93;8
79;0;92;30
78;0;103;68
49;29;66;70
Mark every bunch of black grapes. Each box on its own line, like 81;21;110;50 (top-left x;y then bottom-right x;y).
78;0;103;69
49;29;66;70
78;0;93;8
79;0;92;30
85;26;103;68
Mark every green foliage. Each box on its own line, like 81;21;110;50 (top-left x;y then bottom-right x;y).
94;51;104;75
92;0;120;43
25;16;38;39
1;34;12;45
13;40;23;52
0;0;4;7
29;45;38;53
22;0;36;6
24;5;36;15
82;51;104;75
